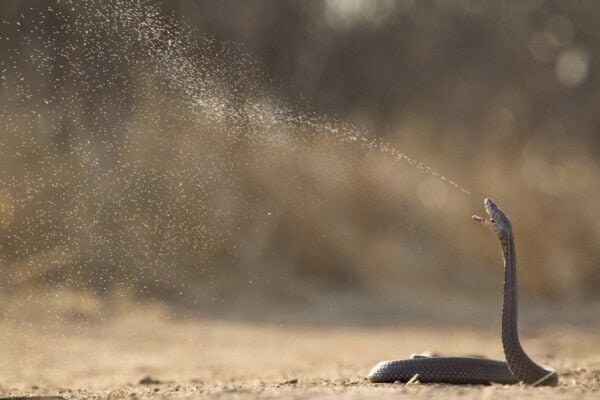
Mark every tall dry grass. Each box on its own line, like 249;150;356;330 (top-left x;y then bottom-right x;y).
0;1;598;321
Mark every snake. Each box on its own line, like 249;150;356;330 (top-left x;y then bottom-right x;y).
367;198;558;386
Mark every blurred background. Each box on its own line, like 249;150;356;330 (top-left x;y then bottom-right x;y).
0;0;599;327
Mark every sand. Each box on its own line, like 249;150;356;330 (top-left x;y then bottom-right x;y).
0;311;598;400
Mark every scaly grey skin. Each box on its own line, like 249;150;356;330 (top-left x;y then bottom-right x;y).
367;198;558;386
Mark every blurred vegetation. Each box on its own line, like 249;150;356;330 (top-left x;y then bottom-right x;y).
0;0;599;320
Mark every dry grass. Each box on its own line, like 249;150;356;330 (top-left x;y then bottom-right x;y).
1;1;599;310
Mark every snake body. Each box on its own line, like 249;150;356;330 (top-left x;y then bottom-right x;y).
368;198;558;386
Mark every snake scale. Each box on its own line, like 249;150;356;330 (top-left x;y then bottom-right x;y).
367;198;558;386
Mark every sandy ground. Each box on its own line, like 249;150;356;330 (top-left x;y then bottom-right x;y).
0;310;598;400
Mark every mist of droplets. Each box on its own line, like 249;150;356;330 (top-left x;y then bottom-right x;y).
0;0;469;311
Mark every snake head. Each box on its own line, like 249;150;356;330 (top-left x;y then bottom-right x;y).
472;198;512;238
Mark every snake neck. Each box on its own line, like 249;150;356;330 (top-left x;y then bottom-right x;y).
500;232;556;384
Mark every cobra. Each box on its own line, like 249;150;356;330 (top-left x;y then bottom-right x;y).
367;198;558;386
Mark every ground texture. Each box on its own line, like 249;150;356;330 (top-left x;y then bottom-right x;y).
0;311;598;400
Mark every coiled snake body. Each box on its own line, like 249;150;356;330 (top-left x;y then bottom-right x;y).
368;198;558;386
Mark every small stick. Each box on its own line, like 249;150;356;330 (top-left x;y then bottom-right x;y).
406;374;421;385
0;397;65;400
